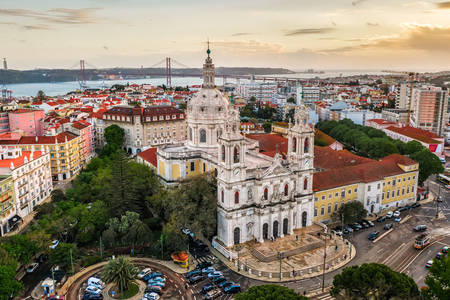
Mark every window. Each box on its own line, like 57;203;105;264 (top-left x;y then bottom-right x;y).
402;188;405;195
190;162;195;171
368;185;371;192
382;192;384;200
328;194;332;199
221;145;225;162
328;204;331;214
408;177;410;181
314;208;318;217
284;184;289;196
321;206;324;215
233;146;240;163
412;186;415;192
200;129;206;143
377;183;380;189
292;137;297;152
321;195;325;200
189;127;192;141
407;186;410;193
341;190;345;198
388;181;390;185
348;189;352;194
397;189;400;196
314;197;318;202
304;138;309;153
221;190;224;203
391;191;395;197
335;192;339;197
203;163;206;172
304;178;308;190
234;191;239;204
334;202;338;211
264;188;268;200
354;188;357;193
413;176;416;180
403;178;405;182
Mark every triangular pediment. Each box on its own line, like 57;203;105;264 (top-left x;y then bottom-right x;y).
261;159;291;178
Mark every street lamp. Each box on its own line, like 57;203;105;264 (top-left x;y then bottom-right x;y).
235;245;243;271
277;251;284;281
436;184;441;218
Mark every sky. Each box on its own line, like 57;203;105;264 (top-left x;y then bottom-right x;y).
1;0;449;71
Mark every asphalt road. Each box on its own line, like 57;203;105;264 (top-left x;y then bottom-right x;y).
425;177;450;221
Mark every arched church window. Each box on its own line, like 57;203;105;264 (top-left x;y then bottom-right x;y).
234;191;239;204
293;137;297;153
189;127;192;141
200;129;206;143
304;178;308;190
264;188;268;200
284;184;289;196
304;138;309;153
233;146;240;163
221;145;225;162
221;189;224;203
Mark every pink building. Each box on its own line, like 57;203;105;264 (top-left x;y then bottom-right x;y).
70;121;94;165
8;109;45;136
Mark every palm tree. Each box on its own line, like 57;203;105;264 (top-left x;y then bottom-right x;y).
102;256;138;292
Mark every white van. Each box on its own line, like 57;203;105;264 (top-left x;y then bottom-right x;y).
88;277;105;289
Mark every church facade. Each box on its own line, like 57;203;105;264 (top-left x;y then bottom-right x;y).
156;48;315;248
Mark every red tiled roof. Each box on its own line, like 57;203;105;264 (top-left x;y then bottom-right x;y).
314;146;374;170
245;133;288;156
10;109;43;114
18;132;78;145
137;148;157;167
367;119;397;125
386;126;441;144
0;151;44;168
45;102;59;107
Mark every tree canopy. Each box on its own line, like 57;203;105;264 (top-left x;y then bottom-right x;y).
422;255;450;299
332;201;367;224
331;263;420;299
235;284;308;300
102;256;137;292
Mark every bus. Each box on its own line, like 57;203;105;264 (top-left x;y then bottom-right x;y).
437;173;450;190
414;234;431;250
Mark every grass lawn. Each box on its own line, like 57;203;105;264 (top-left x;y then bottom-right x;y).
114;282;139;299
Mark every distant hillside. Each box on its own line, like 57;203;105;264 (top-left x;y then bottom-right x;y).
0;67;294;84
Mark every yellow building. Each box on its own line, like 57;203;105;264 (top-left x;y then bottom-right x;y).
313;147;419;223
0;175;14;236
17;132;82;181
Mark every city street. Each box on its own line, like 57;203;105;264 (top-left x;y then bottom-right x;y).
425;177;450;221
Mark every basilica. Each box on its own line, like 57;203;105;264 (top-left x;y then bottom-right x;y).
156;47;315;252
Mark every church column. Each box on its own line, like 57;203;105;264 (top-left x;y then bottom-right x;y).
279;208;284;238
288;207;294;234
257;214;263;243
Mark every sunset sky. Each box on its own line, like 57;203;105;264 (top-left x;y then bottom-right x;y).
1;0;450;70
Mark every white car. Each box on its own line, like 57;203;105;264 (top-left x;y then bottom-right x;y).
26;263;39;273
393;211;400;218
85;285;102;294
137;268;152;279
49;240;60;249
144;292;160;300
386;211;393;218
207;271;222;279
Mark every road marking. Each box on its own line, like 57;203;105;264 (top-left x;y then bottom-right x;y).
382;242;406;264
435;241;450;246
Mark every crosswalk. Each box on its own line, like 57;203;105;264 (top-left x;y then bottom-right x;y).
196;255;216;264
310;291;334;300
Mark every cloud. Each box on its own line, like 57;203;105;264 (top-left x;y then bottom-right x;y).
436;1;450;9
213;40;284;54
352;0;368;6
231;32;252;37
320;23;450;54
366;22;379;26
285;28;335;36
0;7;102;26
22;24;51;30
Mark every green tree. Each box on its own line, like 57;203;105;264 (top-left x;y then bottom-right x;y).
422;252;450;299
0;235;38;265
287;97;296;104
332;201;367;225
103;124;125;155
49;242;78;271
36;90;46;101
404;140;424;155
410;149;444;184
0;265;23;300
102;256;138;292
235;284;308;300
262;122;272;133
51;189;66;202
331;263;420;299
0;247;18;270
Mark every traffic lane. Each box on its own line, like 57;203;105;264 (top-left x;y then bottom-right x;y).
22;261;50;297
402;236;450;288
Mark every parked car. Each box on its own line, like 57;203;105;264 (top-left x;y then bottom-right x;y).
201;267;215;274
351;223;361;231
377;216;386;222
146;286;162;295
49;240;60;249
442;246;449;254
367;220;375;227
344;226;353;233
144;272;163;281
413;225;427;232
393;211;401;218
224;284;241;294
368;231;379;241
208;271;223;279
147;281;165;289
26;262;39;273
185;269;200;278
384;223;393;230
219;281;234;288
138;268;152;279
87;277;105;289
85;286;102;295
436;252;443;260
437;196;443;203
394;217;402;222
144;292;160;300
412;203;421;208
205;288;222;299
196;261;213;270
386;211;393;218
213;276;226;284
360;222;369;229
425;260;433;268
202;284;215;294
151;276;165;283
82;293;103;300
189;275;204;284
332;229;343;236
